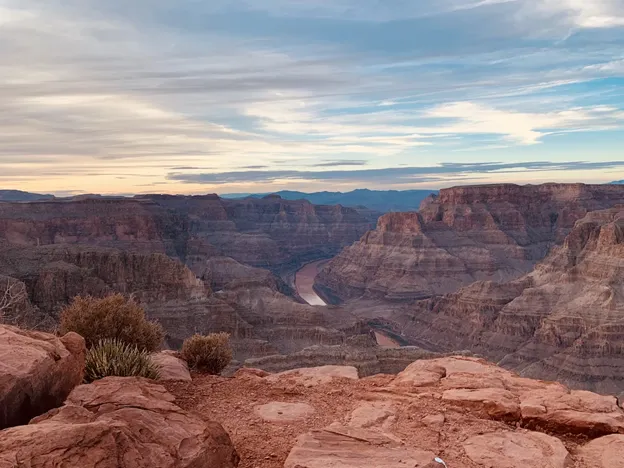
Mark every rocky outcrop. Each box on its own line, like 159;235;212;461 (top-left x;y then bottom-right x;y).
0;195;375;356
0;325;85;429
317;183;624;302
0;245;343;357
0;194;375;273
285;425;439;468
165;356;624;468
151;351;192;381
399;207;624;393
241;335;469;377
0;377;239;468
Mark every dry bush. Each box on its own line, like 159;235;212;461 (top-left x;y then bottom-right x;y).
84;338;160;383
59;294;163;351
181;333;233;374
0;276;27;320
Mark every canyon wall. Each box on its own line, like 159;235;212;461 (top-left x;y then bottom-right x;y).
316;183;624;302
0;194;373;356
0;194;376;273
386;207;624;393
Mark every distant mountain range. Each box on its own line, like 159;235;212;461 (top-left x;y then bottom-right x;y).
612;180;624;184
221;189;438;212
0;190;54;202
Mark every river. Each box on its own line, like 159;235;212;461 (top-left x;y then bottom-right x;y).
294;260;400;348
294;259;328;306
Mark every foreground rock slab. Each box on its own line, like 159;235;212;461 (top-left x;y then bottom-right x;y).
254;402;315;423
576;435;624;468
463;431;570;468
0;377;239;468
284;425;438;468
265;365;359;387
0;324;85;429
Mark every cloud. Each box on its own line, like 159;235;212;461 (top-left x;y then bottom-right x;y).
310;160;368;167
0;0;623;194
167;160;624;185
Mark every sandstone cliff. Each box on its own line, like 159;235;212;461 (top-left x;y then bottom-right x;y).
0;194;374;274
0;245;359;358
392;207;624;393
317;183;624;302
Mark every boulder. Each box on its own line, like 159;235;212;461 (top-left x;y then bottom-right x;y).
0;325;85;429
265;365;359;387
442;387;520;420
285;424;438;468
151;351;192;381
577;435;624;468
0;377;239;468
463;431;570;468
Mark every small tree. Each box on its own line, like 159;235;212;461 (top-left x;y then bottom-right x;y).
59;294;164;351
181;333;233;375
0;277;27;320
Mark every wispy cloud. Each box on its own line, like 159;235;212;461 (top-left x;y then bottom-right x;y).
0;0;622;193
167;160;624;185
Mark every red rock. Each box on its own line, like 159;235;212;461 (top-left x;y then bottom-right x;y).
0;377;239;468
442;387;520;419
317;183;624;302
265;365;359;387
151;351;191;381
463;430;570;468
0;325;85;429
254;401;315;423
577;435;624;468
284;424;438;468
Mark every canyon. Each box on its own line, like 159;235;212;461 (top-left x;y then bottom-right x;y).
2;183;624;395
317;183;624;303
0;195;375;359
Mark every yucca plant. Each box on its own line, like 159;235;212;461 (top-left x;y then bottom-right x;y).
84;338;161;383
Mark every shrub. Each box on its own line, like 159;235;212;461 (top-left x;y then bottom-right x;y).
59;294;163;351
181;333;233;374
84;338;161;383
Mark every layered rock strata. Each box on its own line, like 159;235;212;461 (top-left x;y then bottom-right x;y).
317;183;624;301
0;194;375;273
399;207;624;393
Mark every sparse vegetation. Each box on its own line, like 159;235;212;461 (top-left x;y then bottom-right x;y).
181;332;233;374
59;294;163;351
0;277;27;320
84;338;161;383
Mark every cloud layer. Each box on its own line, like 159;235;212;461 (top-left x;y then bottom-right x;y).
0;0;623;193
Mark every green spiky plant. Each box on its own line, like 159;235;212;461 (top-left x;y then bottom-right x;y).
181;333;233;375
84;338;161;383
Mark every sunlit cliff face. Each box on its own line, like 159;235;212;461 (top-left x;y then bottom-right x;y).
1;0;623;196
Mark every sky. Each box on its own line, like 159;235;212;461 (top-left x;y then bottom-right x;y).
1;0;624;195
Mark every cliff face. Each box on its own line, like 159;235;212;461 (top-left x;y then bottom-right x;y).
398;207;624;393
0;195;375;273
0;244;359;358
316;183;624;302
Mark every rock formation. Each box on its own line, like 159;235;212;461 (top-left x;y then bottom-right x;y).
165;356;624;468
393;207;624;393
317;183;624;302
0;194;375;273
0;325;85;429
0;377;239;468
